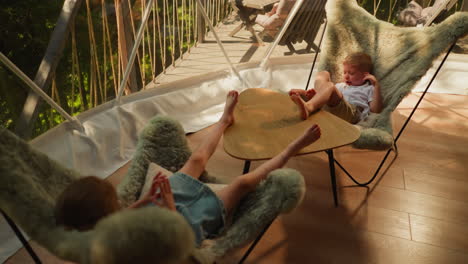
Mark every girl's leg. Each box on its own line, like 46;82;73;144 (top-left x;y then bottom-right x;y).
216;124;321;216
178;90;238;179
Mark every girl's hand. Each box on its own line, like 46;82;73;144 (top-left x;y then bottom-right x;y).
157;176;176;211
135;172;164;206
144;172;176;211
130;172;176;211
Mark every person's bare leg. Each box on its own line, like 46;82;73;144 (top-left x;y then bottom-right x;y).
314;71;332;87
290;71;343;120
216;124;321;216
179;90;238;179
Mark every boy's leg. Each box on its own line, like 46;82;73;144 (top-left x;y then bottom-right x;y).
290;71;343;120
313;71;343;107
314;71;332;87
216;124;321;216
178;91;238;179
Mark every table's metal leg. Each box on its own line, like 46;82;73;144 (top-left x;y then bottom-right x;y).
243;160;251;174
326;150;338;207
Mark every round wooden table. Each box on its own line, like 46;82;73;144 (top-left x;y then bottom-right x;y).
224;88;360;206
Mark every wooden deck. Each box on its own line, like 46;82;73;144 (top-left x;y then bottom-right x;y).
6;15;468;264
148;13;314;87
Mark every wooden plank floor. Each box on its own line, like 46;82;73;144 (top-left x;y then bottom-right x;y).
5;14;468;264
8;92;468;264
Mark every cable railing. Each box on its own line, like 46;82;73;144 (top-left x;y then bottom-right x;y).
79;0;233;105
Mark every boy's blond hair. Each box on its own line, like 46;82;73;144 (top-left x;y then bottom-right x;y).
343;52;373;73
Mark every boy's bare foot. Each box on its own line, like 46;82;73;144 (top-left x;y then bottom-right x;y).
220;90;238;125
289;89;306;96
290;94;313;120
288;89;316;101
305;89;316;100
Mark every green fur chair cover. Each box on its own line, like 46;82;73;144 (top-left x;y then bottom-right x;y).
0;115;306;263
318;0;468;150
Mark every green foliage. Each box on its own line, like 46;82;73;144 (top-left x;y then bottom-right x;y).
0;0;120;137
0;66;29;129
0;0;63;136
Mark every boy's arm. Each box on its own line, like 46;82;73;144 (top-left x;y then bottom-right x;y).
365;74;383;113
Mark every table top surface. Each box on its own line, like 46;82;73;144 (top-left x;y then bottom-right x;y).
223;88;361;160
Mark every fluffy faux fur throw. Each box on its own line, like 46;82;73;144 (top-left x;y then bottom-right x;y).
0;127;89;262
319;0;468;150
0;127;195;264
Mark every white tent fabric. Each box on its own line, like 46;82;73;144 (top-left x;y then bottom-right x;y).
413;53;468;94
29;57;317;178
1;52;467;262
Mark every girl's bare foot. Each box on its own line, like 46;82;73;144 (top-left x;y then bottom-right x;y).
286;124;321;154
290;94;314;120
298;124;321;147
220;90;238;125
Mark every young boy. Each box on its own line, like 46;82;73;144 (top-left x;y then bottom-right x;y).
289;52;383;123
55;90;322;246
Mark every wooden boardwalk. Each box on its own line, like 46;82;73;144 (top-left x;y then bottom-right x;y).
148;14;315;87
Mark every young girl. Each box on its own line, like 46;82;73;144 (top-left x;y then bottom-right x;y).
55;90;321;245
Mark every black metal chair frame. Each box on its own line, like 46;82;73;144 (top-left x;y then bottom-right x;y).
1;210;42;263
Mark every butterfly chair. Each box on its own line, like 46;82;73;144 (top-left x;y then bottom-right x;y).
398;0;458;27
424;0;459;26
276;0;327;54
312;0;468;194
0;116;306;264
228;0;280;45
